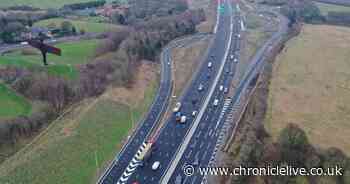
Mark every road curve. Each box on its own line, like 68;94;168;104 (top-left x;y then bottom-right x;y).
97;33;211;184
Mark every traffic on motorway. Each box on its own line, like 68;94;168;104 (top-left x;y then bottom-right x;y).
98;0;248;183
166;10;243;184
115;0;243;183
97;33;212;184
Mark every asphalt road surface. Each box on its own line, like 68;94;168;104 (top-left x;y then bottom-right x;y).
123;0;240;183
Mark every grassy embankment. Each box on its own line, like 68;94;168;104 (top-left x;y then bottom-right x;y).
265;24;350;155
0;39;99;79
236;4;278;82
0;62;159;184
171;38;210;97
0;83;31;120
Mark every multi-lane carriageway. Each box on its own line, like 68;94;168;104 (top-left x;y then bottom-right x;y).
165;8;242;184
98;0;243;183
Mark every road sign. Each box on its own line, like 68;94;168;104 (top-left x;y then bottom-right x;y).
219;4;225;14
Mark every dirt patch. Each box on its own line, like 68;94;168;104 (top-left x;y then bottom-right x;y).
103;61;159;107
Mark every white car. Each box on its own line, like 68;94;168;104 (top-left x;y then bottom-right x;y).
219;85;224;91
213;99;219;106
180;116;187;123
192;111;198;117
20;41;28;45
173;102;182;112
230;54;234;60
207;62;212;68
234;58;238;63
152;161;160;170
198;84;204;91
224;87;229;94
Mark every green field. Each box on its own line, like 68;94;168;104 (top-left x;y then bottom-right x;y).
0;83;32;120
0;75;158;184
35;18;121;33
315;2;350;15
0;39;99;79
0;0;109;9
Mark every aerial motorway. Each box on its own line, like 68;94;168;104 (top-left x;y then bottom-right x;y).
97;0;289;183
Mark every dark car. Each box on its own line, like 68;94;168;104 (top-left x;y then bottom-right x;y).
192;98;198;105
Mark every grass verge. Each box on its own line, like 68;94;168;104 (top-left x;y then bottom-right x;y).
237;9;278;81
0;83;31;120
171;37;210;97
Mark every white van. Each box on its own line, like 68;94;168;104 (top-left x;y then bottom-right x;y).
173;102;182;112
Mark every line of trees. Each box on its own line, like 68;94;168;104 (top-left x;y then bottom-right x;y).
0;10;59;43
0;5;41;11
325;11;350;26
264;0;350;26
112;0;189;25
279;0;324;25
98;9;205;62
62;0;106;10
314;0;350;6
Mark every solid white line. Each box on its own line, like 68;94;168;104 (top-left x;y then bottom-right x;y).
160;2;234;183
214;0;221;34
241;21;246;31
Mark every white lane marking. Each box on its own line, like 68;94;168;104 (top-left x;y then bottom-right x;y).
214;0;221;34
116;141;148;183
241;21;246;31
